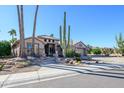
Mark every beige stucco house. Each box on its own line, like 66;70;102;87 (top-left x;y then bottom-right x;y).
73;41;89;56
12;35;63;57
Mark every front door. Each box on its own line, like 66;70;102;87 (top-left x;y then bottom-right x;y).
45;44;55;56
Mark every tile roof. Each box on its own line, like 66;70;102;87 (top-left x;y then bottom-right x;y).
37;35;59;40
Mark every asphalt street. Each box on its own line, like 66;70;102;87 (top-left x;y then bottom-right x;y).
10;64;124;88
11;73;124;88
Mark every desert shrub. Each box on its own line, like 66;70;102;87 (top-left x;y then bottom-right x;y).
66;49;75;58
91;48;101;54
0;41;11;57
115;33;124;56
66;49;80;58
75;57;81;61
74;53;80;57
87;48;92;54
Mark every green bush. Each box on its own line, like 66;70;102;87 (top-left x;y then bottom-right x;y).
66;49;75;58
75;57;81;61
66;49;80;58
0;41;11;57
87;49;92;54
91;48;101;54
74;53;80;57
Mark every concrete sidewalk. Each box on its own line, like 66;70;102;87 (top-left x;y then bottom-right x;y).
1;63;121;88
0;66;74;88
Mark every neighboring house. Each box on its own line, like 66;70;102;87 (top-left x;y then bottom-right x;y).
12;35;63;57
73;41;89;56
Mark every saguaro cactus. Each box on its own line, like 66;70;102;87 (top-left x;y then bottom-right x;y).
62;12;67;55
68;25;70;48
59;11;71;57
63;12;66;49
59;25;62;46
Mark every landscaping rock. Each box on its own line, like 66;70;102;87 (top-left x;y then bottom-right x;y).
4;65;12;69
0;62;6;65
72;60;77;64
81;55;92;60
15;61;31;68
6;61;15;65
65;58;70;63
15;63;25;68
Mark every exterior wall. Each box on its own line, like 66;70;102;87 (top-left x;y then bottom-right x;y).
13;38;45;56
74;41;88;55
13;37;60;57
75;48;84;54
13;44;20;57
75;48;87;56
25;38;45;56
38;37;59;45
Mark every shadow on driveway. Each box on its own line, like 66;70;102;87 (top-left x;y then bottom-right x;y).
42;64;124;79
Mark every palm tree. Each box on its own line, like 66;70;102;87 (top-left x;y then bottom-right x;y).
32;5;39;56
17;5;22;56
17;5;26;58
8;29;16;39
8;29;17;56
20;5;26;57
8;29;17;43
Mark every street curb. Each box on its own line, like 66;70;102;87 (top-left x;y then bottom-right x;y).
2;71;74;88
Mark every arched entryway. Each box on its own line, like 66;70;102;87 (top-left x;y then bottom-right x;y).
45;43;55;56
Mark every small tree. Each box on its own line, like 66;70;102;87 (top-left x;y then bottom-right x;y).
8;29;17;44
8;29;17;56
116;33;124;56
87;44;92;54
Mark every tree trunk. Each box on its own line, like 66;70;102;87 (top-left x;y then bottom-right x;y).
17;5;23;57
17;5;26;58
20;5;26;58
11;34;15;56
32;5;39;56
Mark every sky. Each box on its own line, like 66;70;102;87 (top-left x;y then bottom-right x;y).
0;5;124;48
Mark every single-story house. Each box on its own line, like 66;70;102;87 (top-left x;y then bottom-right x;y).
12;35;63;57
73;41;89;56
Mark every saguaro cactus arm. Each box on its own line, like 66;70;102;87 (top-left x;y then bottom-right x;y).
59;25;62;46
68;25;70;48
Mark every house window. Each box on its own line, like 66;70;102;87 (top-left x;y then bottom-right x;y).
27;43;32;49
52;40;54;42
